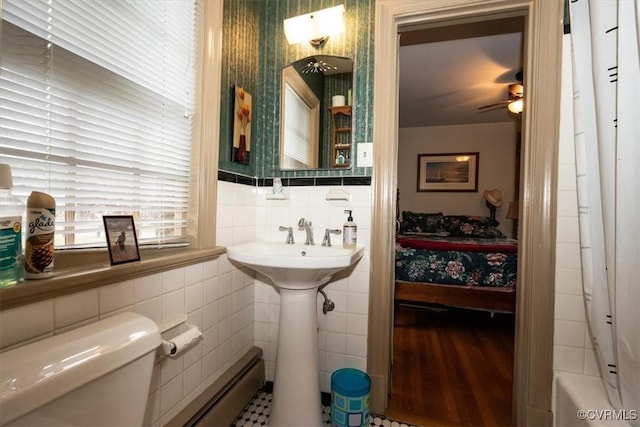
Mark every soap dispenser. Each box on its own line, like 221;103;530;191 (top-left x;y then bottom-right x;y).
343;210;357;248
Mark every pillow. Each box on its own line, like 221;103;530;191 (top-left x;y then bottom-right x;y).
441;215;505;238
400;211;444;234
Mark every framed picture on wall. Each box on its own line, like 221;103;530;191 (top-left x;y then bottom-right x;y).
417;152;479;192
232;85;252;165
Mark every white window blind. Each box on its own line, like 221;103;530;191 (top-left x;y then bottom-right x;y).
283;84;313;168
0;0;196;248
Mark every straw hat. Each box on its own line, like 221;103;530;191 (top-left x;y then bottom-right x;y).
483;189;503;207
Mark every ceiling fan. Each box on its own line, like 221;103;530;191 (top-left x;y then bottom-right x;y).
478;71;524;114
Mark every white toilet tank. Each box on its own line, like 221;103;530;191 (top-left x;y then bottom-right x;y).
0;312;161;426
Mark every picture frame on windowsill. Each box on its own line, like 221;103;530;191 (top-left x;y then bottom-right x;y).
103;215;141;265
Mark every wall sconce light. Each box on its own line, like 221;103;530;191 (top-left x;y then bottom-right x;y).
506;200;519;220
284;5;346;47
506;200;520;239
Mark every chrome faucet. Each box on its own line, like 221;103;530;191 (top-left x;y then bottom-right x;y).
298;218;314;245
321;228;341;247
279;226;294;244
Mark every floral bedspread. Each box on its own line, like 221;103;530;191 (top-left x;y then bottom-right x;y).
395;235;518;287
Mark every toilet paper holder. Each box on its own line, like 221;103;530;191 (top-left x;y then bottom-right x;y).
159;317;202;357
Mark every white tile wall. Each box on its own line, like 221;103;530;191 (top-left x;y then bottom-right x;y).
54;289;100;329
253;184;372;392
553;34;599;378
0;180;257;427
0;300;54;348
0;179;370;423
217;180;257;247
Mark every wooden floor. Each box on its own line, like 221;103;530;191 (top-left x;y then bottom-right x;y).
385;304;515;427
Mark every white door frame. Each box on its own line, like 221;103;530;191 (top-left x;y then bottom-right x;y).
367;1;563;425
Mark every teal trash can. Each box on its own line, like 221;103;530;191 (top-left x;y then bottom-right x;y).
331;368;371;427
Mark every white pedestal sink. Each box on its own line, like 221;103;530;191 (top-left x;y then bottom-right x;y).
226;242;364;427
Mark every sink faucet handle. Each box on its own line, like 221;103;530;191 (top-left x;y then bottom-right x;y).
279;226;295;244
321;228;342;247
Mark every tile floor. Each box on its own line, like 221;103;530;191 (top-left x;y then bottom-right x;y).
232;385;417;427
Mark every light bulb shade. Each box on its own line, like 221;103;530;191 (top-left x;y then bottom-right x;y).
506;201;520;219
508;98;523;114
284;5;345;45
507;83;523;114
508;83;523;97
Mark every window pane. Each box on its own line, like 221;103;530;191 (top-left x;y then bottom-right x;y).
283;84;313;168
0;1;195;248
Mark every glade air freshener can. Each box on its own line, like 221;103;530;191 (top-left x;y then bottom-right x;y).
25;191;55;279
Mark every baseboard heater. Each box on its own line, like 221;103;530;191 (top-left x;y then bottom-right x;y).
166;346;265;427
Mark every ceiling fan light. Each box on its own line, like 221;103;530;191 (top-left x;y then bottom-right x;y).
509;83;524;97
508;98;523;114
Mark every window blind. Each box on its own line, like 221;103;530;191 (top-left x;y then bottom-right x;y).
0;0;196;248
283;84;313;166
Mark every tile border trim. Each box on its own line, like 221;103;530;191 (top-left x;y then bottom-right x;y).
218;171;371;187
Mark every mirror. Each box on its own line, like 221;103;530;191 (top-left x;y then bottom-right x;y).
279;55;354;170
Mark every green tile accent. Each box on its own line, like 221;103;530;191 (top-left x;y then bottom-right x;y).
219;0;374;179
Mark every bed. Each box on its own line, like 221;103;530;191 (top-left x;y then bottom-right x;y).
395;208;518;313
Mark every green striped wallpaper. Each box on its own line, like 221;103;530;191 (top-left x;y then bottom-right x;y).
218;0;375;179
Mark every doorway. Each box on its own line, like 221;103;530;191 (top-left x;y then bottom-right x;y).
367;1;563;425
387;19;523;426
390;305;515;425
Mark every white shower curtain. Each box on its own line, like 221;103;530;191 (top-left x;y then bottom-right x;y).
570;1;640;423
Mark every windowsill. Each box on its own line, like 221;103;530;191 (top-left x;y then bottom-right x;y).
0;246;226;311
